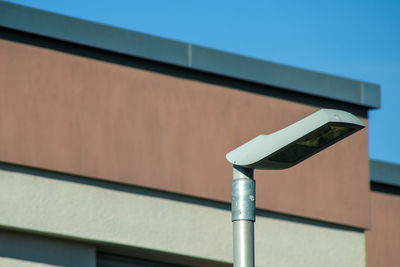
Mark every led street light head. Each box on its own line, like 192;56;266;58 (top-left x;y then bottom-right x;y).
226;109;364;170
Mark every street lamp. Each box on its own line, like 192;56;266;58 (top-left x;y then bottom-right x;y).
226;109;364;267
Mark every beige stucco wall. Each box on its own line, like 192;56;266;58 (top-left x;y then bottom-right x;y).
0;165;365;266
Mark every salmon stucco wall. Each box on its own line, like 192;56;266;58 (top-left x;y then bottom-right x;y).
0;36;370;228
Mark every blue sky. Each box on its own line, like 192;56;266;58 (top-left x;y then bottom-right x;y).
4;0;400;164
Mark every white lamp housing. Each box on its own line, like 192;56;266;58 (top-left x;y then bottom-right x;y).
226;109;364;170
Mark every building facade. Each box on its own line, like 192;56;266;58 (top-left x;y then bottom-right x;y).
0;2;399;266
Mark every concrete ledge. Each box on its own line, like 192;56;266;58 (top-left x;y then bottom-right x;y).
0;163;365;266
0;1;380;108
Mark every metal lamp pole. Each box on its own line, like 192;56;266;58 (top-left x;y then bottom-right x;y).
232;165;255;267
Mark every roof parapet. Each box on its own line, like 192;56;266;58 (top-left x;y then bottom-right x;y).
0;1;380;108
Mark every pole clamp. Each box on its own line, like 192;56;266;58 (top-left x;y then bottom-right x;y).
232;178;255;222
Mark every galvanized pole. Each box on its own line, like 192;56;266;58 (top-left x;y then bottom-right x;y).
232;165;255;267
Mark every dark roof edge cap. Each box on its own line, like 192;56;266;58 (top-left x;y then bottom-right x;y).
370;159;400;187
0;1;380;108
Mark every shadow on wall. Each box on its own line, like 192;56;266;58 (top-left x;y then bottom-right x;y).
0;229;95;267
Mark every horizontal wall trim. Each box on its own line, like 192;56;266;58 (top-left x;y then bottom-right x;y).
0;1;380;108
0;163;365;266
